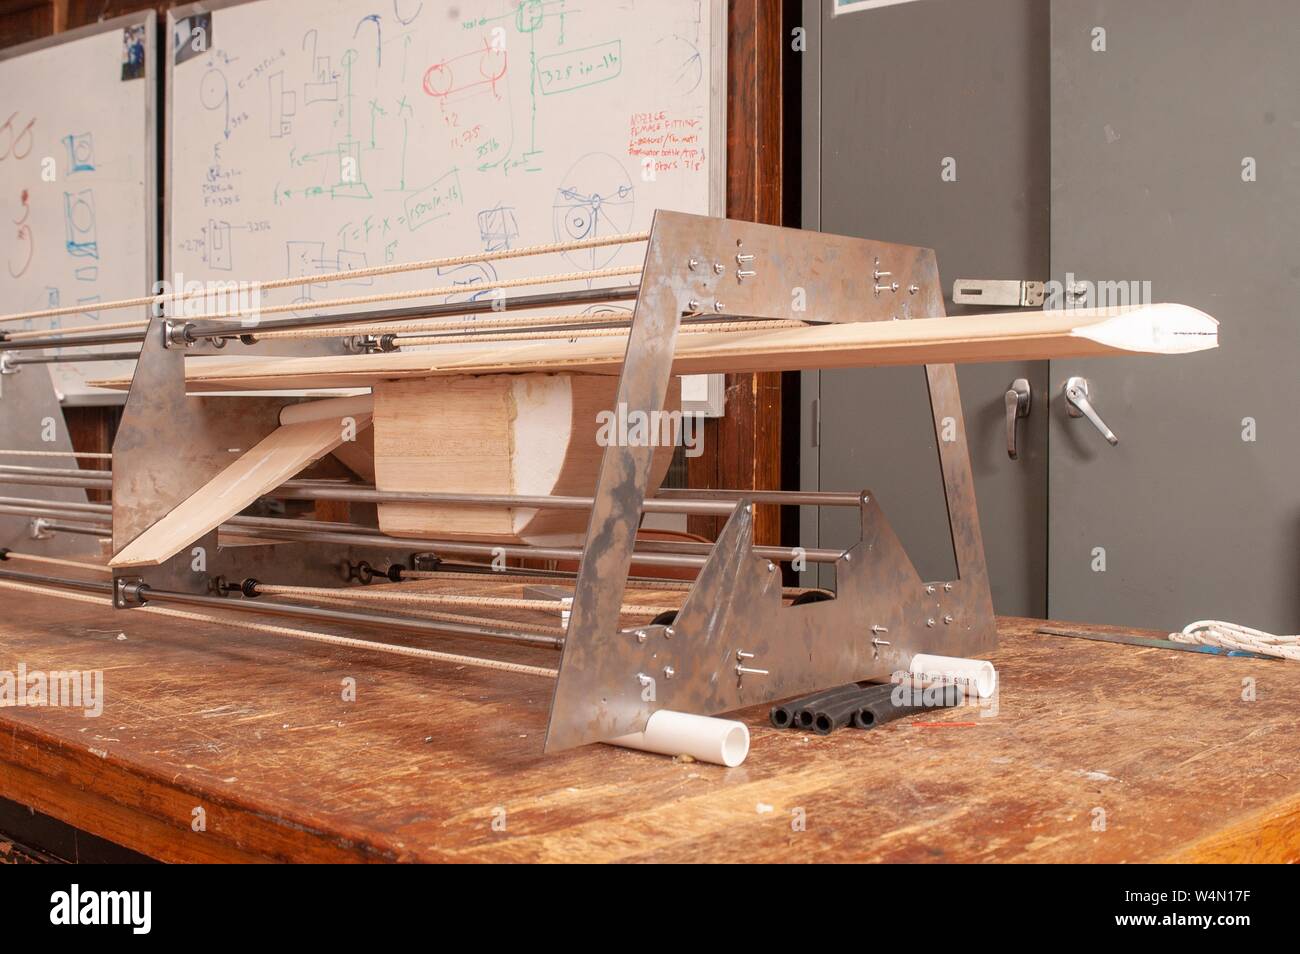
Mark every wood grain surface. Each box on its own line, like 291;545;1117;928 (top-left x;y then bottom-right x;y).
0;573;1294;863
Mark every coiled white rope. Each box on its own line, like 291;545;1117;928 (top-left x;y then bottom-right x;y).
1170;620;1300;661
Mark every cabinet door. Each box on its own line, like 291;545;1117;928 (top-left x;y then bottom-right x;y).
805;0;1050;615
1048;0;1300;631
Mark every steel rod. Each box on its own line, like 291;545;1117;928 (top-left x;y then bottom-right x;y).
0;474;113;490
654;488;866;507
0;566;563;652
128;586;563;650
0;329;151;351
0;504;112;522
4;350;140;365
186;285;641;340
218;525;711;568
32;519;111;537
206;523;846;566
0;464;113;480
0;496;112;514
268;485;738;516
0;567;113;595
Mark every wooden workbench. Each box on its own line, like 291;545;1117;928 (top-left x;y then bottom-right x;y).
0;576;1297;863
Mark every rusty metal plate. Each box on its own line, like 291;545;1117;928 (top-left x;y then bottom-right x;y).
544;211;996;752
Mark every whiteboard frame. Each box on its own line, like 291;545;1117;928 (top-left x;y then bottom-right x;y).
162;0;728;291
0;11;158;407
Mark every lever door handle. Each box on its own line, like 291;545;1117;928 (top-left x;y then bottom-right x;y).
1005;378;1031;460
1063;376;1118;446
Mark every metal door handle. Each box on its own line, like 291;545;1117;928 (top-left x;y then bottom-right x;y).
1005;378;1031;460
1063;376;1118;446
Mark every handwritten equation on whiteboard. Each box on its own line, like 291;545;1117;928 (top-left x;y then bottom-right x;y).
168;0;718;317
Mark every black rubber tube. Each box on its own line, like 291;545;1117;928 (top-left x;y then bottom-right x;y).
853;683;964;729
770;682;862;729
811;683;896;735
796;682;880;729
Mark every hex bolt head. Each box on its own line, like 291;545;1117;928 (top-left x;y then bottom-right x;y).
663;666;675;679
926;618;936;628
943;615;954;625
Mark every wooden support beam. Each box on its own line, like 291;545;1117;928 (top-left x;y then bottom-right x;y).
691;0;788;543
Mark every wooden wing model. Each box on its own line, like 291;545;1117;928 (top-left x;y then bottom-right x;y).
71;211;1216;751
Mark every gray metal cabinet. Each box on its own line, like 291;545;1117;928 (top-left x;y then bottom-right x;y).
1047;0;1300;631
802;0;1051;616
803;0;1299;632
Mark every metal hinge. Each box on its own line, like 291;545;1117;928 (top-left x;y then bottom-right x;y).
952;279;1045;308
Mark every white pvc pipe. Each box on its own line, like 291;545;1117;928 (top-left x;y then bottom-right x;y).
606;710;750;767
908;653;998;699
279;394;374;426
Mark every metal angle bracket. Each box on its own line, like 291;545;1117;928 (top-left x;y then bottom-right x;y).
544;212;997;752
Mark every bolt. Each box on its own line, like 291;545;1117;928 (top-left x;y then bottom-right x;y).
944;582;953;592
943;614;954;625
688;258;699;270
713;262;725;275
634;630;647;643
871;625;889;635
909;283;920;294
926;585;936;595
664;626;675;639
872;638;891;647
714;300;726;313
927;618;936;628
767;562;776;573
663;666;675;679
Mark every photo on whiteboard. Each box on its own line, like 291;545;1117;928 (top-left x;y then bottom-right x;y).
121;24;146;80
173;12;213;66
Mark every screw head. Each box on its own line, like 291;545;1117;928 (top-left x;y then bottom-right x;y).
663;666;675;679
926;618;936;628
943;615;954;625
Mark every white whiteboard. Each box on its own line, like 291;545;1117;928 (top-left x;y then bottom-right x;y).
165;0;724;328
0;13;157;404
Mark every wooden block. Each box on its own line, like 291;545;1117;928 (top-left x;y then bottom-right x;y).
373;373;678;545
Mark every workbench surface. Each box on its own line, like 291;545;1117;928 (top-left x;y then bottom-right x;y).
1;577;1296;863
